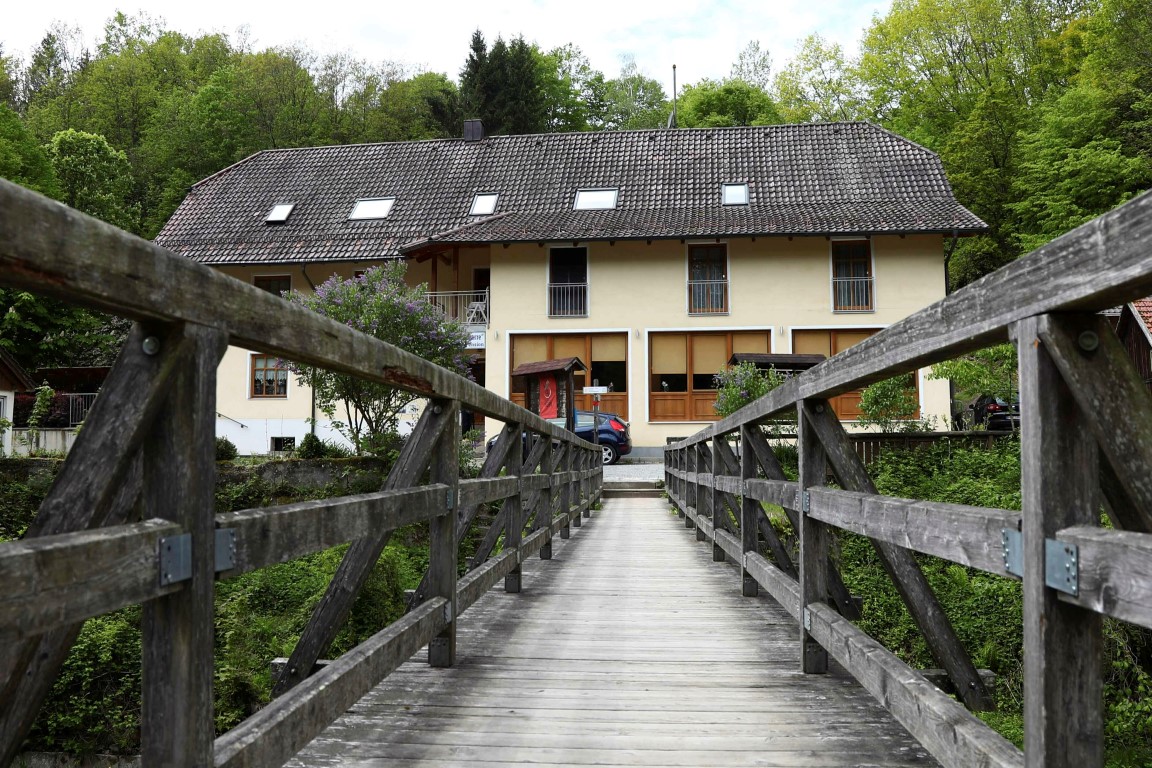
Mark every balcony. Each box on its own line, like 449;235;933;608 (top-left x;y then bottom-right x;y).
688;280;729;315
833;276;874;312
548;282;588;317
426;289;489;327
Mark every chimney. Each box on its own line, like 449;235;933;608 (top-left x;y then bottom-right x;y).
464;119;485;142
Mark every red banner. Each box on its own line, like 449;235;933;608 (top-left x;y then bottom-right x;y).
539;374;558;419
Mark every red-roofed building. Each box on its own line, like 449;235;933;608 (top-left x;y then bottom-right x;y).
1116;299;1152;390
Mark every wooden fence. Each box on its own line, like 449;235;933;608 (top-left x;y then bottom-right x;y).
0;179;603;768
666;188;1152;768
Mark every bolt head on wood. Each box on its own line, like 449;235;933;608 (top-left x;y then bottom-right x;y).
141;336;161;355
1077;330;1099;353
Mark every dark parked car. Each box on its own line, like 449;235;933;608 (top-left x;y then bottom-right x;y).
968;395;1020;431
487;410;632;465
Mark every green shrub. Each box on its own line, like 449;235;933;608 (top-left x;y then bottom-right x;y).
295;432;325;459
216;436;239;461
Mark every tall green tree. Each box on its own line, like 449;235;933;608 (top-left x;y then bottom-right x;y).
602;56;668;130
45;128;137;230
0;104;57;195
730;40;773;91
773;34;863;122
677;78;781;127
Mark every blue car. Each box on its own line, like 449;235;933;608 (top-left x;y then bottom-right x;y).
488;410;632;465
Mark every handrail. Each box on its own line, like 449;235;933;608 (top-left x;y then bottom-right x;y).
665;188;1152;768
0;179;604;768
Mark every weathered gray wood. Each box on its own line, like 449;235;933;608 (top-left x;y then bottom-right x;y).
1056;526;1152;630
0;520;181;640
221;487;447;575
458;476;519;509
274;401;453;696
1037;314;1152;533
745;552;801;619
503;422;525;594
805;489;1021;576
458;552;519;613
740;426;761;597
1015;315;1103;767
805;402;993;711
0;456;142;765
714;529;743;561
745;479;800;508
215;598;449;768
797;400;829;674
807;603;1023;768
428;400;459;668
141;323;227;767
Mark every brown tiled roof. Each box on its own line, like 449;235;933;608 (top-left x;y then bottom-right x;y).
511;357;587;377
1133;298;1152;332
156;123;987;266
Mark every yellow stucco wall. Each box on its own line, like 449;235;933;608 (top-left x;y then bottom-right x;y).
485;235;950;448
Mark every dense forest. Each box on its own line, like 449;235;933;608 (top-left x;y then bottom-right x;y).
0;0;1150;370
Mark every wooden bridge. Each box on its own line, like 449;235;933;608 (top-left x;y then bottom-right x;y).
1;177;1152;768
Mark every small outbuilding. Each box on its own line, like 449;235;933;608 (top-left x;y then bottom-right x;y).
510;357;587;433
0;349;36;456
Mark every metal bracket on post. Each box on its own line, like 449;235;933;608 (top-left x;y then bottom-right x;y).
1001;528;1023;578
803;607;812;631
1045;538;1079;596
802;491;811;513
159;529;237;586
446;488;455;511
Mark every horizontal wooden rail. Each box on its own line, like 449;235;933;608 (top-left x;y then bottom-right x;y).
0;520;181;641
1057;526;1152;630
214;597;449;768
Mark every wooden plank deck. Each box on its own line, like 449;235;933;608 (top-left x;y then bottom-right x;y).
288;496;938;767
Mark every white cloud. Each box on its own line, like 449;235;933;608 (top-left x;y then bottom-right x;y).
2;0;891;96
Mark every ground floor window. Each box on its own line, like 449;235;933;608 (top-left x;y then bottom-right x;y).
510;332;628;418
791;328;917;420
649;330;771;421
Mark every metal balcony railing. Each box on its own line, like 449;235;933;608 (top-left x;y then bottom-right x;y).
425;289;489;326
688;280;729;314
833;276;874;311
548;283;588;317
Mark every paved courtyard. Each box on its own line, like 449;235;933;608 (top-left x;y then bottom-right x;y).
603;458;664;484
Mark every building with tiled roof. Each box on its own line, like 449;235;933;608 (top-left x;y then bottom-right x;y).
1115;299;1152;391
157;121;985;456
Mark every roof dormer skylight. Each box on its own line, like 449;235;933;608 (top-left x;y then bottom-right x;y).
470;193;499;216
349;197;395;220
573;188;618;210
265;203;295;223
722;183;749;205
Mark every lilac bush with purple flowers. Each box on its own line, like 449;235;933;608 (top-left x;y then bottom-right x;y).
287;261;471;454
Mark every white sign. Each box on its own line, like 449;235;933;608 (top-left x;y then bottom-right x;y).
583;386;608;394
467;331;486;349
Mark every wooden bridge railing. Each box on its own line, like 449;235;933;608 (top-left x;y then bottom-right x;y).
0;179;603;768
666;188;1152;768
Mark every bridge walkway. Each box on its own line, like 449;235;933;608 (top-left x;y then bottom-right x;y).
289;495;936;767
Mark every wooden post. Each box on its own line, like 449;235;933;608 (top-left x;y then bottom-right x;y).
141;323;227;766
554;440;570;541
740;425;759;597
504;422;524;593
583;447;593;517
798;399;829;674
1015;315;1103;766
710;439;725;562
563;442;577;528
428;399;460;668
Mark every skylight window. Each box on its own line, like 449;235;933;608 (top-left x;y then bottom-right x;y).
722;183;749;206
573;188;618;210
265;203;295;223
470;193;499;216
349;197;395;220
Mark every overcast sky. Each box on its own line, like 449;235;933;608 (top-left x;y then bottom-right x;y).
3;1;890;95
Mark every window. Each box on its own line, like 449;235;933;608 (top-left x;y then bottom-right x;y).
470;193;499;216
349;197;395;220
254;275;291;297
265;203;294;223
649;331;771;421
510;332;628;418
548;247;588;317
271;436;296;452
573;188;618;210
687;244;728;314
251;354;287;398
722;183;748;205
832;239;874;311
